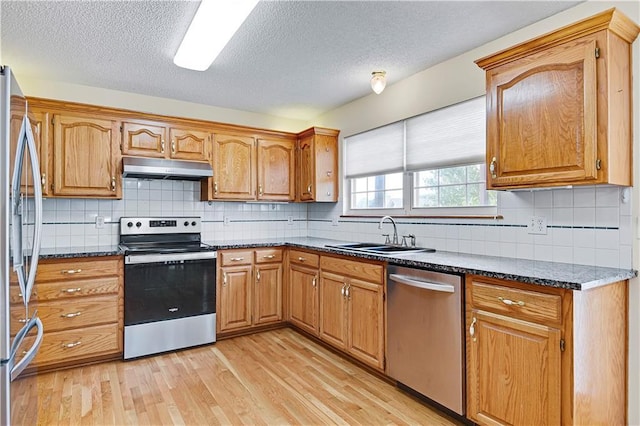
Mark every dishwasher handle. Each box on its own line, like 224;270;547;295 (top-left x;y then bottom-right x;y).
389;274;455;293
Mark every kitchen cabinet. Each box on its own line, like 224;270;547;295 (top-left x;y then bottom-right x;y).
288;249;320;335
204;134;295;201
9;256;123;373
52;113;122;198
10;103;50;196
466;274;628;425
257;138;295;201
121;119;210;162
319;255;385;370
476;9;640;189
296;127;339;202
217;248;284;334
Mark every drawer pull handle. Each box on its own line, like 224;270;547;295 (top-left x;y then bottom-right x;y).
168;307;179;312
61;269;82;275
498;296;526;307
470;317;477;342
62;341;81;349
262;254;275;259
298;257;306;262
62;288;82;294
230;257;244;262
61;312;82;318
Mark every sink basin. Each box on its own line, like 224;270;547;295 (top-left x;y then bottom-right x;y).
325;242;435;256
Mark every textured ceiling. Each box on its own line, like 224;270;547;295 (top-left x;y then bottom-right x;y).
1;1;582;121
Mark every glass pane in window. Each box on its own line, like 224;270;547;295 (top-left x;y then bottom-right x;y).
367;192;385;208
353;192;368;209
385;190;403;208
467;183;481;205
439;166;466;185
416;170;438;187
385;172;404;190
415;187;438;207
440;184;466;206
466;164;482;183
354;177;368;193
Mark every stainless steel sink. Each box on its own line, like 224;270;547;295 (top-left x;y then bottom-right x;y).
325;242;435;256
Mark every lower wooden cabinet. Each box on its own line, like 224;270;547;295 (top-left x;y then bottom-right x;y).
288;250;320;335
217;248;284;334
466;275;627;426
10;256;123;373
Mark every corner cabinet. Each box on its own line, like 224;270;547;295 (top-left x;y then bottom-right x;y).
466;275;628;425
52;114;122;198
297;127;339;202
476;8;639;190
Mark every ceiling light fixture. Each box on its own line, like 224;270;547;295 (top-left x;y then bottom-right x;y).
370;71;387;94
173;0;260;71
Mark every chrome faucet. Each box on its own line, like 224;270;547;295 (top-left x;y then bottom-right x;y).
378;215;399;245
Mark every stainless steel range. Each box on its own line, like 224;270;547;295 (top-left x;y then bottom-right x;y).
119;217;216;359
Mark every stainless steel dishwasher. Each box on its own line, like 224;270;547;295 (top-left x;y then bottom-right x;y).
387;265;464;416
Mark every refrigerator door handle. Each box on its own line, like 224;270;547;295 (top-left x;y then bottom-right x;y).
9;314;43;381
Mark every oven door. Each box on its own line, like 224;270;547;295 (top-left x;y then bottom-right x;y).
124;251;216;326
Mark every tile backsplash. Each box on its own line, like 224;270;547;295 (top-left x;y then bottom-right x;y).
39;179;632;269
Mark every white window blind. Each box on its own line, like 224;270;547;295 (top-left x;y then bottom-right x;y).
405;96;485;171
344;122;404;179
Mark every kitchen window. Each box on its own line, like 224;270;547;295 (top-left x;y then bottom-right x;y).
345;97;497;216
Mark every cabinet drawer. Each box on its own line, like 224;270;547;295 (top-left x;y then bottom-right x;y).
254;248;283;264
36;257;121;281
320;256;383;284
289;250;319;267
10;295;119;335
33;323;121;367
470;281;562;324
9;276;119;304
219;250;253;266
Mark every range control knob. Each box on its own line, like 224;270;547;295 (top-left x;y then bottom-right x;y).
136;222;142;228
127;222;133;228
184;221;189;227
191;221;197;226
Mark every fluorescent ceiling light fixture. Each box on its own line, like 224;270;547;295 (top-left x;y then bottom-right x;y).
174;0;259;71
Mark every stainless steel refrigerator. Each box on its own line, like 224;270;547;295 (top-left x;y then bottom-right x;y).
1;66;44;425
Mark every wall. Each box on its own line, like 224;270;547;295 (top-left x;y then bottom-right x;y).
39;178;307;249
308;1;640;422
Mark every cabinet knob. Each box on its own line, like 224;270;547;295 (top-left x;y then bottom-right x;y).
326;171;332;177
489;157;497;179
298;257;306;262
161;140;165;153
312;276;317;287
223;272;227;286
258;184;263;197
214;182;218;194
307;184;312;194
256;270;261;282
469;317;477;342
171;140;176;154
41;174;46;189
111;176;116;191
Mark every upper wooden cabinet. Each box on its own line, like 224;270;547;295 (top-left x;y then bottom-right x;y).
52;114;121;198
203;133;296;201
476;9;640;190
10;103;50;196
121;119;210;162
297;127;339;202
257;138;295;201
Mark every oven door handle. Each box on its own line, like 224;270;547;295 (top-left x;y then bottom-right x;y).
125;251;217;264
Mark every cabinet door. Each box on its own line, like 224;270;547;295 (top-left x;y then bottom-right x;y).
467;310;561;426
218;265;252;332
257;138;295;201
254;263;283;325
297;135;315;201
346;279;384;369
314;134;338;202
486;37;598;188
169;127;210;161
213;134;256;200
10;108;50;196
121;121;167;158
319;271;347;349
52;114;120;198
289;264;318;335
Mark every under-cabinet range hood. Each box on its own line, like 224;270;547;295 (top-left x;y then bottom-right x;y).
122;156;213;180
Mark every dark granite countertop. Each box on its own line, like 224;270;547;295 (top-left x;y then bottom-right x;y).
39;238;636;291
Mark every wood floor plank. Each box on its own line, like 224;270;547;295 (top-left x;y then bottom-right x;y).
14;328;461;425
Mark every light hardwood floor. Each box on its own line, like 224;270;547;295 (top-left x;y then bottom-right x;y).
12;328;460;425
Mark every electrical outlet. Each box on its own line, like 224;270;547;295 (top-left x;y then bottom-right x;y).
223;216;230;227
331;216;339;226
527;216;547;235
95;215;104;229
287;216;294;225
